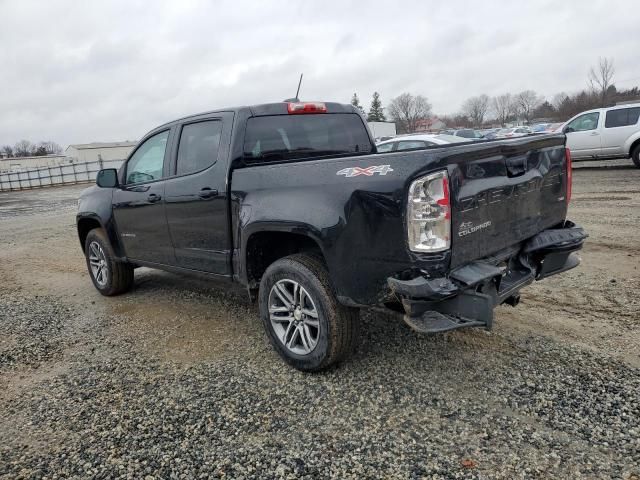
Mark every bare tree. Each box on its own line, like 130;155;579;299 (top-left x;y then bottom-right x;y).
388;93;432;133
452;114;472;128
39;141;62;154
552;92;568;111
588;57;615;107
492;93;514;126
515;90;541;123
13;140;33;157
1;145;13;158
461;94;490;127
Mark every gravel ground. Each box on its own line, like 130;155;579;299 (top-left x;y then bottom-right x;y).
0;167;639;479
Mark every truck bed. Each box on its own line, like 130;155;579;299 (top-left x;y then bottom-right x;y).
231;134;570;306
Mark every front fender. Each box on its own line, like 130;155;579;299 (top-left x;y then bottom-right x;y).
77;186;125;259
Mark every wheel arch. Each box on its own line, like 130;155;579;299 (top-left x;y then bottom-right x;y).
77;214;126;258
628;136;640;158
241;226;327;289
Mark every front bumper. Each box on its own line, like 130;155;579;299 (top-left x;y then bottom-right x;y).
387;221;587;334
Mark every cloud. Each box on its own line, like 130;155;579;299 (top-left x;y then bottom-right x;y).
0;0;638;146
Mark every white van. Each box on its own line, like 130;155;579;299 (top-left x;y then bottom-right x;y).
562;103;640;167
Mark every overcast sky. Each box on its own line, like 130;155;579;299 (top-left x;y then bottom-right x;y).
1;0;638;147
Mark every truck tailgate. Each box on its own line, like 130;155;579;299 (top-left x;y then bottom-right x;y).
448;137;569;268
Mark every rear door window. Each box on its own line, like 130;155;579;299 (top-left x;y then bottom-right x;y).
243;114;372;163
176;120;223;176
605;107;640;128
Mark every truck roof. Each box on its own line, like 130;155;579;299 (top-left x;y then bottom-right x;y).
155;101;360;131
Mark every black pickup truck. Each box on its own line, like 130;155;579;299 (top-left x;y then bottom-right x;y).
77;101;586;371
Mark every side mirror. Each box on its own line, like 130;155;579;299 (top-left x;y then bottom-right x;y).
96;168;118;188
563;126;575;134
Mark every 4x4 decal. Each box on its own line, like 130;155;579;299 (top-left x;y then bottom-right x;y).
336;165;394;177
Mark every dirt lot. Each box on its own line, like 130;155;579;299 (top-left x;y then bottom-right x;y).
1;163;639;479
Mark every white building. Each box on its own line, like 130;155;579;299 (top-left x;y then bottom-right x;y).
368;121;397;139
65;141;137;163
0;154;69;173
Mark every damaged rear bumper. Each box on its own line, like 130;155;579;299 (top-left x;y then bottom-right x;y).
387;221;587;334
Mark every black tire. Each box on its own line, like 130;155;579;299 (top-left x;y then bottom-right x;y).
84;228;134;296
632;145;640;168
259;253;359;372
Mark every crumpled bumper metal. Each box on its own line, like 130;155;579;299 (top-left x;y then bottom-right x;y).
387;221;587;334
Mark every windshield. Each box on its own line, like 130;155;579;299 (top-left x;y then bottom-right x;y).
244;114;373;163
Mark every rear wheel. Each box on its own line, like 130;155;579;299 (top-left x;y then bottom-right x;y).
259;253;359;371
632;145;640;168
84;228;134;296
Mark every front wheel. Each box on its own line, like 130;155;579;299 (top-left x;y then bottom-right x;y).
259;254;359;371
84;228;134;296
632;145;640;168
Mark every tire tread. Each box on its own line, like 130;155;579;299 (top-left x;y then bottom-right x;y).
85;228;134;296
260;253;359;371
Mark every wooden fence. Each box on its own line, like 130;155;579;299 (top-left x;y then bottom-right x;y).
0;159;124;192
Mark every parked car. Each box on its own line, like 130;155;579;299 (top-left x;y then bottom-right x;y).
376;133;466;152
530;123;551;133
77;100;585;371
494;127;531;138
441;129;485;140
561;103;640;166
545;123;564;133
478;128;501;139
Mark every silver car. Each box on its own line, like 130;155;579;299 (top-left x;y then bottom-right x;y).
376;134;467;153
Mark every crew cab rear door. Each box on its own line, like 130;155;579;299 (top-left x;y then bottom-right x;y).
449;139;569;268
601;106;640;156
163;112;234;275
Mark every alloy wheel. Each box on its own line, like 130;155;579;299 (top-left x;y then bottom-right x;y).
268;279;320;355
88;241;109;287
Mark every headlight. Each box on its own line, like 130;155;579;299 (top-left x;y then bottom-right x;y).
407;170;451;252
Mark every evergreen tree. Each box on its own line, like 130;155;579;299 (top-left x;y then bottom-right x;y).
350;93;366;115
367;92;386;122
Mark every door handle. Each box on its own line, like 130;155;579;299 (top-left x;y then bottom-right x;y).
198;187;218;199
590;132;599;136
147;193;162;203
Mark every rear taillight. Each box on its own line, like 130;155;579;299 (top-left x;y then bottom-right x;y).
407;170;451;252
287;102;327;114
565;147;572;204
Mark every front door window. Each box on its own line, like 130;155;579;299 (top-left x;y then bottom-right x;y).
567;112;600;132
126;131;169;184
